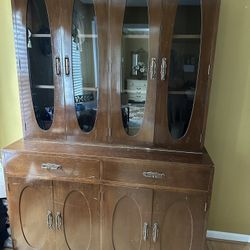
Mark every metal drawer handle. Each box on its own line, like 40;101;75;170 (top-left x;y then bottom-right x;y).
55;57;61;76
160;57;168;81
41;163;62;170
143;222;149;241
150;57;157;80
65;56;70;76
152;223;159;243
56;212;63;231
47;210;54;230
143;171;166;179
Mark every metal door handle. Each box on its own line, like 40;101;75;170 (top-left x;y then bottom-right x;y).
55;57;61;76
41;163;62;170
47;210;54;230
160;57;168;80
150;58;157;80
143;222;149;241
152;223;159;243
56;212;63;231
65;57;70;76
143;171;166;179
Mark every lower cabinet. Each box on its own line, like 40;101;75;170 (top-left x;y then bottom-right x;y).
8;178;55;250
7;177;100;250
102;186;153;250
151;191;207;250
7;178;208;250
102;186;208;250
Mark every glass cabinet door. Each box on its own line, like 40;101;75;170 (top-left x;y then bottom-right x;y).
121;0;149;136
168;0;201;139
26;0;54;130
71;0;99;133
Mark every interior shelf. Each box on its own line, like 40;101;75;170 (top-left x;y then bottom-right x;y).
31;34;51;38
169;90;195;95
33;85;54;89
173;34;201;39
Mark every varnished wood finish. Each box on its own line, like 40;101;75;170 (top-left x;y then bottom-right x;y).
12;0;66;140
3;139;213;166
7;0;221;248
62;0;109;143
7;177;54;250
4;153;100;183
53;181;100;250
3;140;213;250
102;186;153;250
109;0;161;146
102;159;212;192
152;191;207;250
154;0;221;152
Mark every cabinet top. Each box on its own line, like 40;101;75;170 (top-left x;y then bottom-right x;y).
2;139;213;167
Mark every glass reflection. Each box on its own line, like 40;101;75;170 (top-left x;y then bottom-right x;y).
72;0;99;132
121;0;149;136
27;0;54;130
168;0;201;139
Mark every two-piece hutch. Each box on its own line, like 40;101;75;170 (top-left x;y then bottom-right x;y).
2;0;220;249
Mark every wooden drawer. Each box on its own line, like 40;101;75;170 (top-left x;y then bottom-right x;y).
4;153;100;182
102;159;212;192
127;79;147;89
128;92;146;102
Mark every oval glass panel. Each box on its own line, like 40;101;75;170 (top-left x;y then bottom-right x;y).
168;0;201;139
72;0;99;133
121;0;149;136
27;0;54;130
113;196;142;250
64;191;91;249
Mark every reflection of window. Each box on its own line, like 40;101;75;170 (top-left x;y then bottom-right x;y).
72;38;83;96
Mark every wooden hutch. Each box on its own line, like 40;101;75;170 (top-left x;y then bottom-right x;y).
2;0;220;249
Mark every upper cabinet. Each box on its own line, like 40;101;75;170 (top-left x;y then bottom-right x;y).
61;0;109;143
12;0;220;151
110;0;161;146
27;0;54;131
154;0;220;151
13;0;65;139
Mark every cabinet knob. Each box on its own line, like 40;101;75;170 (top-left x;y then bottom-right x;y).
160;57;168;81
47;210;54;230
150;58;157;80
143;222;149;241
55;57;61;76
143;171;166;179
152;223;160;243
56;212;63;231
41;163;62;171
65;56;70;76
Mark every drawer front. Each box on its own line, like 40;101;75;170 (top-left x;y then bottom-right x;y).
128;93;146;102
102;160;212;191
4;154;100;181
127;79;147;89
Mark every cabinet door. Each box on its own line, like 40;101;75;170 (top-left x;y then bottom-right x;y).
7;177;54;250
154;0;220;151
12;0;65;139
102;186;153;250
151;191;207;250
53;181;100;250
61;0;109;143
109;0;162;146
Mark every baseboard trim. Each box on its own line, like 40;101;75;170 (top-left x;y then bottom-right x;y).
207;231;250;243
